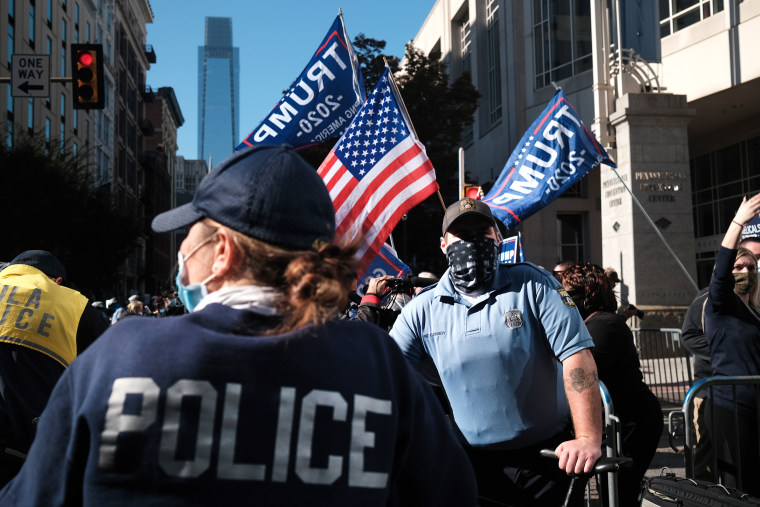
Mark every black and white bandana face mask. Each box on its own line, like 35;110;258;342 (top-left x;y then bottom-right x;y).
445;236;499;295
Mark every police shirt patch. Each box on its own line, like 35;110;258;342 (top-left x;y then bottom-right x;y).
504;310;523;329
557;286;576;307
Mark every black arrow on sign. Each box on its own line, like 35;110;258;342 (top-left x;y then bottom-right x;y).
18;81;44;94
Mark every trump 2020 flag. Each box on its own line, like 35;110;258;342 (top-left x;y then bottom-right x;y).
237;13;365;151
483;90;615;229
357;244;411;296
318;67;438;271
499;235;524;264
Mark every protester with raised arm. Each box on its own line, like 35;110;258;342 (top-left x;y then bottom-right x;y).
703;193;760;496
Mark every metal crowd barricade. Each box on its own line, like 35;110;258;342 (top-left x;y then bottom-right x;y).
631;328;694;405
667;375;760;487
586;380;623;507
596;380;623;507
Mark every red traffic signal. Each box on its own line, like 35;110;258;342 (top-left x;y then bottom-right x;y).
78;52;93;66
464;185;483;200
71;44;104;109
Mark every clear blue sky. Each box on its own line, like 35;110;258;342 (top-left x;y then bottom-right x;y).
146;1;435;159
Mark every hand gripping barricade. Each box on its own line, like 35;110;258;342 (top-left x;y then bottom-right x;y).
538;381;631;507
479;381;631;507
661;375;760;506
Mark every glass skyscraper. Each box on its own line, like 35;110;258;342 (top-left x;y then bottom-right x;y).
197;17;240;168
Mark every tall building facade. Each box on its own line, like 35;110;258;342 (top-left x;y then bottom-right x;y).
1;0;192;300
143;86;183;291
1;0;99;162
411;0;760;325
197;16;239;168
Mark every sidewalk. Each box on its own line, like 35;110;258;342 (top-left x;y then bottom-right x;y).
645;402;685;478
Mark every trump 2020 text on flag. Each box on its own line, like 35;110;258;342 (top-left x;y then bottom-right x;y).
482;90;615;230
318;67;438;272
237;13;365;151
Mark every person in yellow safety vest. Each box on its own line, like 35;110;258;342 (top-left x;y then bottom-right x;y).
0;250;109;486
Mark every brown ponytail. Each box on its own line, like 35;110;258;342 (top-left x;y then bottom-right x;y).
223;222;360;334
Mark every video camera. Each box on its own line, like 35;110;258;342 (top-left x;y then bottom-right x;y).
628;304;645;319
387;275;438;293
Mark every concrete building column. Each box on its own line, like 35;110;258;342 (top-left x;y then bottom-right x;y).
604;93;698;327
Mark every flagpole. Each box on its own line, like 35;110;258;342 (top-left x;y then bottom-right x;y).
611;168;699;292
383;57;448;212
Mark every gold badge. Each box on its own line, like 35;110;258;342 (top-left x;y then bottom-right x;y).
460;198;476;210
557;286;576;307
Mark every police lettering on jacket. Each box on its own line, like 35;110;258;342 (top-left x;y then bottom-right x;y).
0;285;55;337
99;377;393;487
0;264;86;367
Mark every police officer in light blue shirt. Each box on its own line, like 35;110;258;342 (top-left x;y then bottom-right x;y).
390;198;602;506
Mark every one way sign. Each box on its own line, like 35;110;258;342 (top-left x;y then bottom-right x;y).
11;54;50;98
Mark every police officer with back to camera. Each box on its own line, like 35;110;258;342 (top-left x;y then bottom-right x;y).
390;198;602;506
0;146;476;506
0;250;108;485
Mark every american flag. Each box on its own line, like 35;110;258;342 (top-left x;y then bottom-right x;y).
318;68;438;271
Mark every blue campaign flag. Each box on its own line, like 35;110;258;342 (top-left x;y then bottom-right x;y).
237;13;365;151
356;244;411;297
498;235;524;264
482;90;615;230
742;215;760;241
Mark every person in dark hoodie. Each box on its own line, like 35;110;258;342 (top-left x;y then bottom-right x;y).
703;193;760;495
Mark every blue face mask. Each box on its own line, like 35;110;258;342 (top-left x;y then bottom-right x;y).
175;234;217;312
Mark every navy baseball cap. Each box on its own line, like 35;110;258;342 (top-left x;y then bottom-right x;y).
152;145;335;250
10;250;67;282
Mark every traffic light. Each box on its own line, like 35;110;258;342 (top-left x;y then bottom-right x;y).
71;44;104;109
464;184;483;200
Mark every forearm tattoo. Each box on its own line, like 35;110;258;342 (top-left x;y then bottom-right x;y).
567;368;599;393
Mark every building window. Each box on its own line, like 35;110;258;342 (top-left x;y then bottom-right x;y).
9;0;14;19
74;3;79;42
45;117;51;152
46;36;51;54
534;0;593;89
60;92;65;151
690;135;760;285
7;23;13;67
459;12;474;146
61;47;66;77
486;0;502;126
28;98;34;133
660;0;724;38
29;2;35;46
46;0;52;26
557;213;585;263
86;21;90;42
6;87;14;148
61;18;66;42
562;178;586;198
460;14;472;71
73;108;77;134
